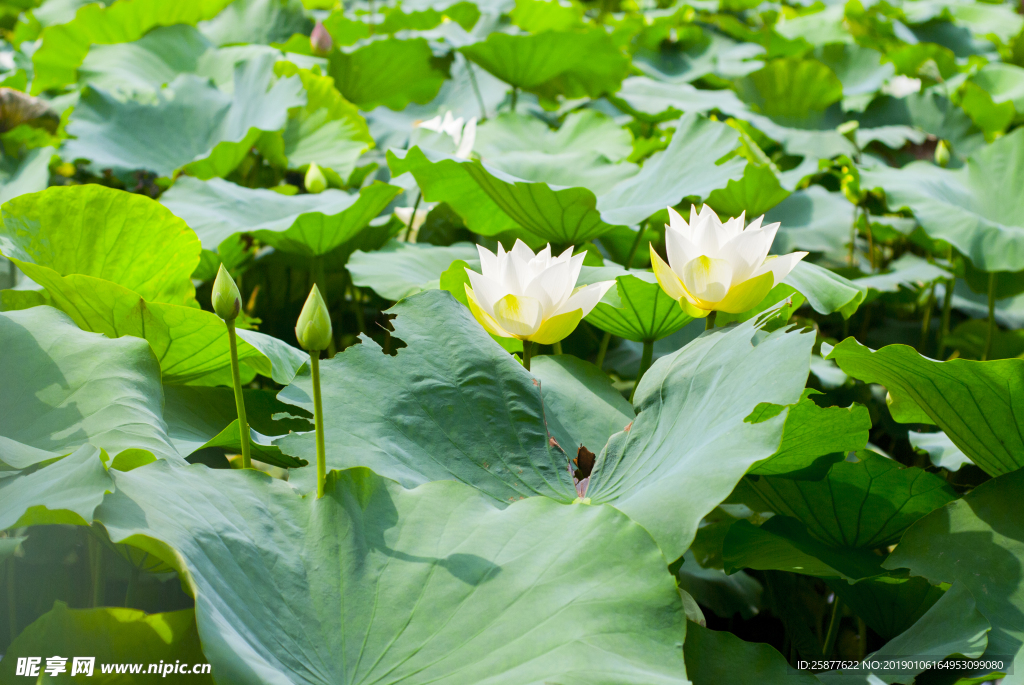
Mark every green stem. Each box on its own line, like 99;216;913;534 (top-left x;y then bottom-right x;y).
226;320;251;470
920;284;935;353
522;340;533;371
124;565;139;608
822;596;843;657
849;207;859;267
510;87;518;113
310;352;327;499
404;192;422;242
983;271;996;361
937;276;955;359
88;533;103;608
552;341;562;355
465;61;488;120
595;331;611;370
629;340;654;403
7;555;16;641
624;222;646;269
705;310;718;331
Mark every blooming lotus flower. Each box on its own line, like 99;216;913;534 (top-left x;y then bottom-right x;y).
651;205;807;318
417;111;476;159
464;240;614;345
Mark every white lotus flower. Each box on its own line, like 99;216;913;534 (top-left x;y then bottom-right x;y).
651;205;808;317
883;75;922;98
394;204;434;241
464;240;614;345
417;111;476;159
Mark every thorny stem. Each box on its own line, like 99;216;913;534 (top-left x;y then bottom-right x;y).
311;352;327;498
226;320;252;470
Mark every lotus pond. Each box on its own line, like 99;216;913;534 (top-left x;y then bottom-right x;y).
0;0;1023;682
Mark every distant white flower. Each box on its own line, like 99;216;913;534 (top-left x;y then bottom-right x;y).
883;75;922;98
651;205;807;317
464;240;614;345
416;111;476;159
394;204;433;241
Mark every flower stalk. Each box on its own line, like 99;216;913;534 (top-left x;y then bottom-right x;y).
213;264;251;469
296;285;333;497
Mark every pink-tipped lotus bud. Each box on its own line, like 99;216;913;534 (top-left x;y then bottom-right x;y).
310;22;333;55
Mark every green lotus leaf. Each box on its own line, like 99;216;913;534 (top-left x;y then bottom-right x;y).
29;0;235;94
510;0;584;32
825;575;944;642
742;450;957;548
160;176;400;259
0;306;176;466
0;603;212;684
585;272;693;343
685;623;822;685
460;29;630;103
94;461;690;684
530;354;634;458
198;0;310;46
767;186;857;260
611;75;748;123
348;240;479;301
774;5;852;47
329;37;451;110
783;260;865;319
586;310;814;561
0;145;53;206
861;127;1024;273
886;468;1024;672
854;253;952;302
278;290;577;501
64;53;305;179
825;338;1024;476
2;185;200;306
747;391;871;478
735;57;843;124
705;163;790;219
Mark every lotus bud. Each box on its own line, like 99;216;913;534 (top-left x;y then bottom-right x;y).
310;21;333;55
296;285;333;351
305;162;327;194
212;263;242;321
935;140;951;167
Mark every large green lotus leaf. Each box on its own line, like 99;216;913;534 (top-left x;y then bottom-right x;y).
722;516;885;581
64;54;305;179
970;63;1024;113
908;429;973;472
596;112;746;227
885;468;1024;675
0;603;212;684
1;185;200;306
348;240;479;301
825;338;1024;476
29;0;235;93
684;623;823;685
585;313;814;561
460;29;630;102
743;450;957;548
767;186;857;260
854;253;952;302
611;76;748;123
163;386;312;468
476;109;632;163
783;261;865;319
774;4;851;46
0;145;53;206
861;128;1024;273
705;163;790;219
530;354;634;458
278;290;578;502
825;575;944;642
95;461;690;684
735;58;843;125
813;44;894;106
676;551;763;620
198;0;310;46
160;177;400;258
329;37;450;111
0;307;176;466
819;582;990;685
387;147;519;237
747;392;871;478
271;62;374;179
585;272;693;343
0;445;114;529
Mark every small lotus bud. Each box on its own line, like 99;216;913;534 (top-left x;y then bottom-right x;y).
296;285;333;351
310;21;333;55
212;263;241;321
305;162;327;194
935;140;951;167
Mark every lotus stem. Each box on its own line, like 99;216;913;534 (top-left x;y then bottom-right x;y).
624;222;647;269
920;284;935;353
822;596;843;657
466;62;488;120
226;319;252;470
88;533;103;608
404;192;422;242
630;340;654;403
595;331;611;370
552;340;562;355
983;271;996;361
310;351;327;498
510;87;518;112
522;339;534;371
937;276;955;359
705;311;717;331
